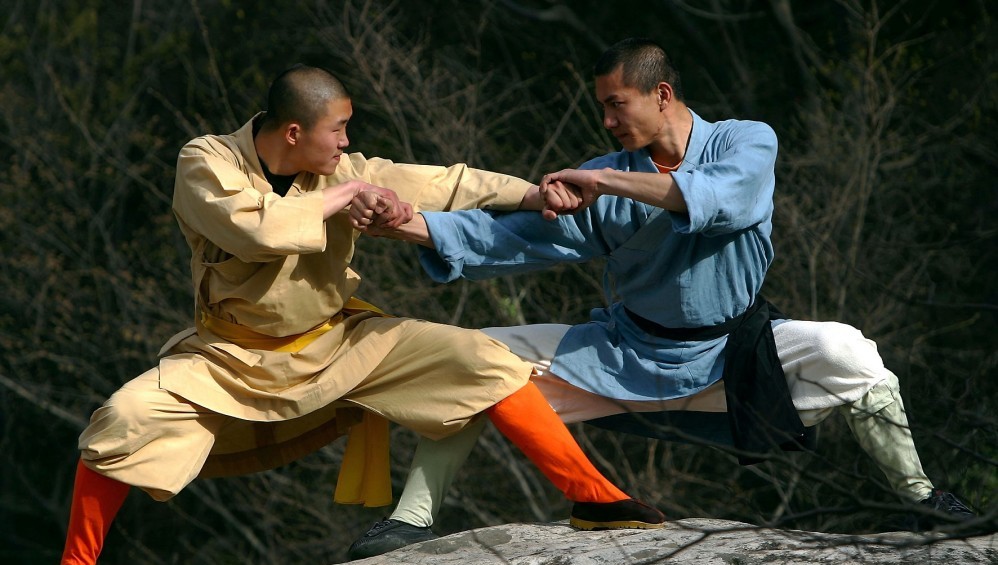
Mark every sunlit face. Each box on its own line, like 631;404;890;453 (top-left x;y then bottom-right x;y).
594;68;666;152
293;97;352;175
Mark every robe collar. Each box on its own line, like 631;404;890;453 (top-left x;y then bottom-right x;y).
629;108;711;173
230;113;271;193
229;112;311;195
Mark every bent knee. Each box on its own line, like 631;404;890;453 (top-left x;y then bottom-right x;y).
460;328;522;362
99;387;154;428
86;370;193;433
810;322;885;375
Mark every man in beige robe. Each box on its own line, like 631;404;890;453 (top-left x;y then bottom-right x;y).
60;65;665;565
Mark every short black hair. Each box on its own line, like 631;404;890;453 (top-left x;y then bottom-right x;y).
594;38;683;100
262;64;350;130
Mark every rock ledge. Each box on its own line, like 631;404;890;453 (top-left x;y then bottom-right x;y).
349;518;997;564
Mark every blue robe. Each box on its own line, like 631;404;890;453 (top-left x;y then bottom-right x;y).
419;109;780;406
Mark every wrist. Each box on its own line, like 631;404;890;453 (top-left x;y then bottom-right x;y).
405;213;433;247
594;168;611;197
519;184;543;211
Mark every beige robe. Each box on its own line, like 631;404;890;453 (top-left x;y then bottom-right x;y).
80;116;533;495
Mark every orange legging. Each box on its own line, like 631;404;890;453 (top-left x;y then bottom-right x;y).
486;381;627;503
61;460;130;565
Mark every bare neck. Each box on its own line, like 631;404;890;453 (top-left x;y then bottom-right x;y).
647;103;693;167
254;124;299;175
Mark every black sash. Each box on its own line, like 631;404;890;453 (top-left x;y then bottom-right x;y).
588;297;809;465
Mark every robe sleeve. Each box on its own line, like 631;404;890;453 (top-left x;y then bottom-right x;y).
669;121;778;236
173;140;326;263
335;153;531;213
418;208;607;283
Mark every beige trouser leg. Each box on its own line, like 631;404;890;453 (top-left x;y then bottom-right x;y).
80;319;533;504
79;368;226;501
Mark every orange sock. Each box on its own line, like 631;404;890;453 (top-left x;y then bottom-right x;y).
61;459;130;565
486;381;628;503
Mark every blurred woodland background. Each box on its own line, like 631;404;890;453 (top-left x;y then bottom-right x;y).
1;0;996;563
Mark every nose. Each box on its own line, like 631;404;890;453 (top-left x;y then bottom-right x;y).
602;111;617;130
340;129;350;148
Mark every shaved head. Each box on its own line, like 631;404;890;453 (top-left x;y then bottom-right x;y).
262;64;350;131
595;38;684;100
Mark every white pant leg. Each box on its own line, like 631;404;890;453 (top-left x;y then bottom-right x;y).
773;320;932;499
485;321;933;500
484;321;898;427
772;320;891;426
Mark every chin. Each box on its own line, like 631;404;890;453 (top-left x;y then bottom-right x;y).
620;140;641;152
317;161;340;175
614;134;638;151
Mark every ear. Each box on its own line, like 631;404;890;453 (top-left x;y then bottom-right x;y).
657;82;674;108
285;123;301;146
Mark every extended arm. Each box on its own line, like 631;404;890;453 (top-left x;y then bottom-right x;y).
338;154;537;214
540;168;688;216
538;121;778;235
361;183;544;240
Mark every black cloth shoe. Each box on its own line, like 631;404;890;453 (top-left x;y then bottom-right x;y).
346;518;439;560
569;498;666;530
916;489;977;527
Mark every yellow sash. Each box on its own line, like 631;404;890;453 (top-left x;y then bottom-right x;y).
201;297;393;507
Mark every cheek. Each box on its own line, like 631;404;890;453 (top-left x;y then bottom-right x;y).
618;110;638;130
320;136;338;153
633;112;657;135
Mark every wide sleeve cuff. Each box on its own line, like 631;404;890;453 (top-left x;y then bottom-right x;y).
417;211;470;283
669;169;718;234
282;189;328;253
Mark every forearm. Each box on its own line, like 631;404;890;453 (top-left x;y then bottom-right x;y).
372;213;435;248
596;170;687;213
418;209;600;282
361;158;532;212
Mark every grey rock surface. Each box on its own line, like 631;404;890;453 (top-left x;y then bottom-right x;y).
347;518;997;564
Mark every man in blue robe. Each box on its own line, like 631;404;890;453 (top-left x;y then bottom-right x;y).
346;38;978;559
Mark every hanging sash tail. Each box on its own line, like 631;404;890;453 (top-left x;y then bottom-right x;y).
200;296;395;506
